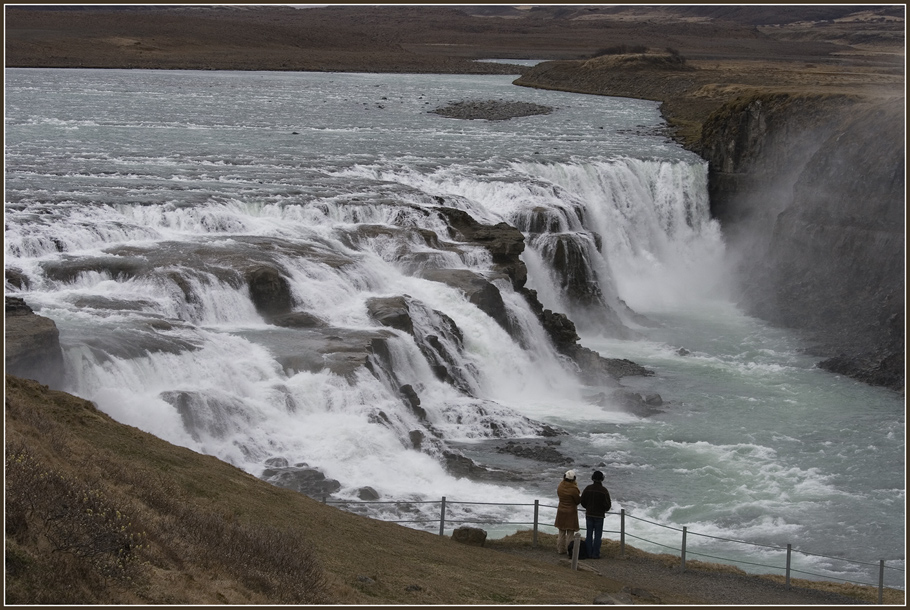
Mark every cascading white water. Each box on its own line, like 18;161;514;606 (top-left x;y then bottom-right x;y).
5;68;903;589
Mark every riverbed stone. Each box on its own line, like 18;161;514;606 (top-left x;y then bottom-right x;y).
431;99;553;121
246;266;293;318
260;460;342;499
452;526;487;546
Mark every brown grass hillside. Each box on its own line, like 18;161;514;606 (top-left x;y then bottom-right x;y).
5;375;904;605
4;375;630;605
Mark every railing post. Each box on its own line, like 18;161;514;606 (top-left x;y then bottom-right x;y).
533;500;539;548
571;531;581;571
680;526;687;572
439;496;446;536
620;509;626;558
878;560;884;604
785;544;791;589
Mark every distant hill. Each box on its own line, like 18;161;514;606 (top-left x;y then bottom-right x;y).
6;4;903;71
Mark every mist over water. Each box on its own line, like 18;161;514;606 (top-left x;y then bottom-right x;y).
5;69;904;589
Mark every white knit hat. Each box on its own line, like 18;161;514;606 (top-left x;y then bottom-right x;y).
564;469;576;480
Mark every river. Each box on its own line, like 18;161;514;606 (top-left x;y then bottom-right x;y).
4;67;904;590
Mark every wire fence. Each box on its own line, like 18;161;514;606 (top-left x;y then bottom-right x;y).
323;495;904;604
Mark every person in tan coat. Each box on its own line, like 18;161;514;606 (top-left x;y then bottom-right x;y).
554;469;581;554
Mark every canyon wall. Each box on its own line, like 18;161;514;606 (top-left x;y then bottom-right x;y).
699;93;904;391
517;63;904;392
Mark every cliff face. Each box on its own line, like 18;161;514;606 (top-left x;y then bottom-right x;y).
517;57;905;392
5;297;66;390
700;95;904;391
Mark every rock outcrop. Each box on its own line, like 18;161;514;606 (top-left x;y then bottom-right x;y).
259;457;342;499
5;296;66;390
5;297;64;390
435;206;650;385
430;99;554;121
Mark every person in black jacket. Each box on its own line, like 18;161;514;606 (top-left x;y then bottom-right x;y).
579;470;612;559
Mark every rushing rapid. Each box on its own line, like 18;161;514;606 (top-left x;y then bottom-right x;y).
4;68;904;589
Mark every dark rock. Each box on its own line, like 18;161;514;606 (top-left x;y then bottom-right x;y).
260;461;342;499
535;306;581;353
5;296;33;317
572;347;653;385
269;311;327;328
497;440;573;464
400;384;427;420
419;268;514;336
543;233;605;308
5;267;30;290
643;393;663;406
366;296;414;335
442;450;489;478
614;390;665;417
357;486;380;501
40;255;150;283
432;207;653;384
677;347;691;356
369;293;482;395
236;326;394;379
818;349;905;392
404;584;423;592
5;296;66;389
431;99;553;121
369;410;393;427
409;429;425;450
246;266;293;318
451;525;487;546
435;207;527;288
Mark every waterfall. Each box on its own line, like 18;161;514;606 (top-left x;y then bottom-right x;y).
15;156;719;495
335;157;727;332
5;68;727;507
8;155;724;501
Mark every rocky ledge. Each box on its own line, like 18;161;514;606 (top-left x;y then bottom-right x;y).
430;100;554;121
5;297;66;390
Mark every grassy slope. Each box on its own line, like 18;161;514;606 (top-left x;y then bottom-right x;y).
5;375;904;605
4;375;627;605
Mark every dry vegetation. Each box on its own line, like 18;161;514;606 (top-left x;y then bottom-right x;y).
2;375;628;605
5;375;904;605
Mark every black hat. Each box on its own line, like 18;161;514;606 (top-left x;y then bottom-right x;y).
592;470;604;481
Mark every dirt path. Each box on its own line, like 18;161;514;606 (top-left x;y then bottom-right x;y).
489;541;876;605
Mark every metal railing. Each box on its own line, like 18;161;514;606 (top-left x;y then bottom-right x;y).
323;495;904;603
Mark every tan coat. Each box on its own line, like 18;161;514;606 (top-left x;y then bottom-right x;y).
554;479;581;530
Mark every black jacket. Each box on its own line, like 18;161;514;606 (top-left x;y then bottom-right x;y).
580;481;612;518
